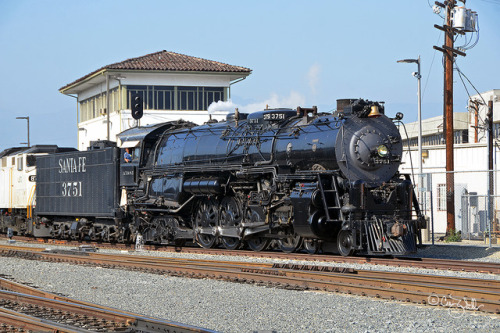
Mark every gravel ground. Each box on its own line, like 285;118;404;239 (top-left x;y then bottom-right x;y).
416;240;500;262
0;240;499;332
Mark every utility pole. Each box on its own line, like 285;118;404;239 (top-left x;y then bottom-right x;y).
470;99;482;143
444;0;455;235
487;100;493;247
16;116;30;147
433;0;467;234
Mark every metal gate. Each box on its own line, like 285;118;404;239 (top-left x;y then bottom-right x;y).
461;193;499;242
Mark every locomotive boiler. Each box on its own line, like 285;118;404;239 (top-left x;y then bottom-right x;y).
2;98;425;256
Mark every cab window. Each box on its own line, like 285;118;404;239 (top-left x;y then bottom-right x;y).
17;157;23;171
122;148;140;163
26;155;36;167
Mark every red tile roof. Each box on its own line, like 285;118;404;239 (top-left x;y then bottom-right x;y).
60;50;251;92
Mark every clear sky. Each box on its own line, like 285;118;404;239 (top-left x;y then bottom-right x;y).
0;0;499;151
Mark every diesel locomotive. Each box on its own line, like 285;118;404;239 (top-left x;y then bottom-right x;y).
0;99;425;256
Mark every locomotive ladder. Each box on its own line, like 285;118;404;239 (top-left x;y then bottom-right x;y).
317;174;342;222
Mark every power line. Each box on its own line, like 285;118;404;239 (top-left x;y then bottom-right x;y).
454;62;488;136
422;33;441;101
454;62;488;106
455;63;473;100
476;0;500;5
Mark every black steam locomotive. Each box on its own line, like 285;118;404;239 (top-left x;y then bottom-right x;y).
2;99;425;256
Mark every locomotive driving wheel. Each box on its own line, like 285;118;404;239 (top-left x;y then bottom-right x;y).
277;231;302;253
245;208;270;251
337;230;354;256
303;239;321;254
219;196;242;250
194;198;219;249
247;237;270;252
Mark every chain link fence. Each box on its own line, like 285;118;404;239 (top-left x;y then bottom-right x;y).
415;170;499;245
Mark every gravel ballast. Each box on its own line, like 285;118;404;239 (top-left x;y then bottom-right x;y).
0;241;499;332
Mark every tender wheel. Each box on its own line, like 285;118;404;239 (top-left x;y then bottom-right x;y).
118;228;130;243
194;198;218;249
101;226;109;242
337;230;354;256
247;237;270;252
219;197;242;250
277;232;302;253
303;239;321;254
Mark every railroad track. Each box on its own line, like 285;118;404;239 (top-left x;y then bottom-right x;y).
158;247;500;274
0;275;216;332
2;236;500;274
0;245;499;315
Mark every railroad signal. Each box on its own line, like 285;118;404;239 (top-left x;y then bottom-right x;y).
131;95;143;120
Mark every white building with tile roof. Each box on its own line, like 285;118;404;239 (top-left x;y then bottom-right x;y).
59;50;251;150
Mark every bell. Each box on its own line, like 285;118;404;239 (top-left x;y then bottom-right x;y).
368;105;381;118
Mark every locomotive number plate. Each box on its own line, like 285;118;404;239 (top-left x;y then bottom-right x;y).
61;181;83;197
263;113;286;121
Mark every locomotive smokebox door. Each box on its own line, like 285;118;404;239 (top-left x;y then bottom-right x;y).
334;115;402;185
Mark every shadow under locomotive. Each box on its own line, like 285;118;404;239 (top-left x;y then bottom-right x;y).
4;99;426;256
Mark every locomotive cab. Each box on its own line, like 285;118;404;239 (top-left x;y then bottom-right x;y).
117;121;195;188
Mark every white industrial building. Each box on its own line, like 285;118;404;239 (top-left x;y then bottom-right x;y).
399;89;500;238
59;50;251;150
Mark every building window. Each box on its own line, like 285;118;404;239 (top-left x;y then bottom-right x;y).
79;87;119;122
126;85;224;111
437;184;447;211
78;85;226;123
454;129;468;144
402;130;468;148
422;134;444;146
494;122;500;139
156;87;174;110
127;85;175;110
178;86;196;110
202;87;224;110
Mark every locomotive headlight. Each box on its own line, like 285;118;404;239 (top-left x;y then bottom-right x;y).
377;145;389;158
